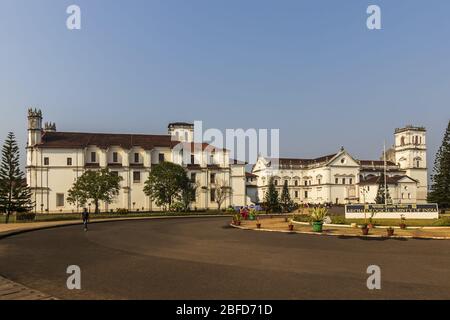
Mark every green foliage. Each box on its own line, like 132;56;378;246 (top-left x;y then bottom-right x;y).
0;132;33;223
292;214;310;223
428;120;450;208
178;178;197;212
67;169;122;214
330;215;347;224
280;180;294;213
15;212;36;222
249;208;258;220
264;177;280;213
432;217;450;226
309;207;328;222
144;162;193;211
226;206;236;214
375;172;391;204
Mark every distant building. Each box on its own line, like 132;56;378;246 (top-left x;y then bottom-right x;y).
26;109;246;213
252;126;428;205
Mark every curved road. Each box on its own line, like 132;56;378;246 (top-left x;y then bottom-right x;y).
1;217;450;299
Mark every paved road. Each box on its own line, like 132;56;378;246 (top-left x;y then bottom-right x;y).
1;217;450;299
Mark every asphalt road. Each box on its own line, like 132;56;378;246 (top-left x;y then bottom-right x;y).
1;217;450;300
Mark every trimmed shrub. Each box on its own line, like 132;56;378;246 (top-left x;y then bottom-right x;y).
16;213;36;222
432;217;450;226
330;215;347;224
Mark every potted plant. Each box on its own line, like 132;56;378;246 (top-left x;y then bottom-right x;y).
361;223;369;235
309;207;328;233
233;214;241;226
249;208;258;221
399;215;407;230
367;217;375;229
288;221;294;231
386;227;395;237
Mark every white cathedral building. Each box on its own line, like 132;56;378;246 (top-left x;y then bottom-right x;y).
25;109;428;213
26;109;247;213
250;126;428;205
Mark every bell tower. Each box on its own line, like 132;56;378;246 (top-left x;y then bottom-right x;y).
27;108;43;147
168;122;194;142
394;125;428;203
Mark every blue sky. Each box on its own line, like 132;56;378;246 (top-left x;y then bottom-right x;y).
1;0;449;167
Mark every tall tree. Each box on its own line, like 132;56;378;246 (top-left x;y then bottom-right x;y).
280;180;293;213
143;162;188;211
0;132;33;223
67;169;122;214
264;177;280;213
179;178;197;212
213;178;232;210
375;172;391;204
428;120;450;208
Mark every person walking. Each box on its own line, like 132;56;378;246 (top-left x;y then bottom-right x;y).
82;208;89;231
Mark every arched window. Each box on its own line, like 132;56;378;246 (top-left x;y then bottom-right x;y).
400;136;405;146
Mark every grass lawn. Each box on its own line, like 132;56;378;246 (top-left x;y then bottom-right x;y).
344;218;450;227
293;214;450;227
0;211;232;224
242;218;450;239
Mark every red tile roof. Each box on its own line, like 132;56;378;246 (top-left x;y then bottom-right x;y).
359;160;396;166
277;154;337;167
37;132;225;151
246;172;258;178
359;175;413;185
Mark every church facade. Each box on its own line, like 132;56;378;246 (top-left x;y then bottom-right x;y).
26;109;247;213
250;126;428;205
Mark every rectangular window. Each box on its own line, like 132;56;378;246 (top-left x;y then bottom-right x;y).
191;173;196;183
342;178;346;185
318;179;321;185
335;178;338;184
56;193;64;207
294;191;299;198
67;158;72;166
349;178;353;185
134;153;139;163
91;152;96;163
133;171;141;183
304;181;308;186
294;180;298;186
275;180;278;186
113;152;118;163
210;188;216;202
158;153;165;163
210;173;216;184
44;157;49;166
304;191;308;198
191;155;195;164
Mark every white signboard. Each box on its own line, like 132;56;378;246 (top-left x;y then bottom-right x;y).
345;204;439;220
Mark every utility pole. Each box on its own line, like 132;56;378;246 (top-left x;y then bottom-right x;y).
384;141;387;207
